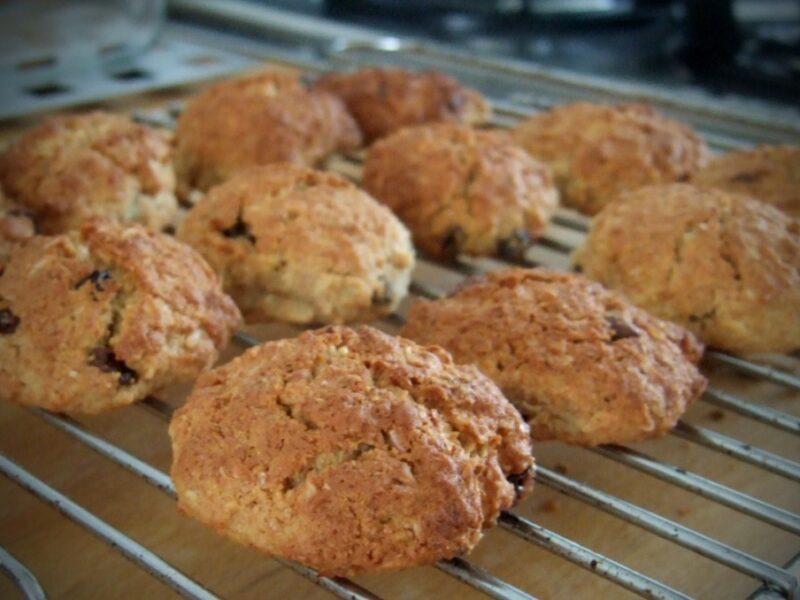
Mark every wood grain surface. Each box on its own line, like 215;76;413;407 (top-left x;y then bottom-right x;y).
0;66;798;600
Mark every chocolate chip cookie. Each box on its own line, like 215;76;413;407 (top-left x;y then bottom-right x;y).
0;219;241;413
363;123;558;260
691;144;800;218
170;325;533;576
177;164;414;324
0;191;35;270
0;111;179;234
313;67;491;143
401;268;707;445
574;184;800;355
174;71;362;197
513;102;709;215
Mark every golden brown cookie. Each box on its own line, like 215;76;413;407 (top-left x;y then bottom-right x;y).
573;184;800;355
691;144;800;217
177;164;414;325
0;190;35;270
174;71;362;197
313;67;491;143
363;123;558;260
0;219;241;414
512;102;710;215
0;111;178;234
170;325;533;576
401;268;706;446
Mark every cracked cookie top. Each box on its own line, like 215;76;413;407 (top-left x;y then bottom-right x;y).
170;325;533;576
401;268;706;446
313;67;491;144
512;102;710;215
0;218;241;414
0;111;179;234
574;184;800;355
691;144;800;218
174;71;362;198
177;164;414;325
363;123;558;260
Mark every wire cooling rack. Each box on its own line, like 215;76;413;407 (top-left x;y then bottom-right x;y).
1;11;799;600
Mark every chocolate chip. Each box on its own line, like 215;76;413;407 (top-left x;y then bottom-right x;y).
0;308;20;334
689;308;716;324
7;207;35;220
90;345;138;385
606;316;639;342
371;277;394;306
75;269;112;292
572;263;583;273
441;226;466;260
497;229;532;262
220;214;256;243
162;224;176;235
507;467;533;500
731;170;766;184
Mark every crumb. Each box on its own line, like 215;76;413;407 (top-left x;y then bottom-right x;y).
708;409;725;422
539;498;559;513
554;463;569;475
676;507;691;517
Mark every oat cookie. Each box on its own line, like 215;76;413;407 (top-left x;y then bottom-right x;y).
0;111;178;234
0;191;35;270
314;67;491;143
170;325;533;576
0;219;240;414
691;145;800;217
574;184;800;355
177;164;414;324
363;123;558;260
402;268;706;445
174;71;362;197
513;102;709;215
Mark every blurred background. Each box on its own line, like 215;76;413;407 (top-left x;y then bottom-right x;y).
255;0;800;105
1;0;798;120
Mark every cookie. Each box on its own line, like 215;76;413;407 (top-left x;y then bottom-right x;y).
313;67;491;143
691;144;800;218
512;102;710;215
573;184;800;355
0;219;241;414
174;71;362;197
0;191;35;270
0;111;178;234
401;268;706;445
170;325;533;576
177;164;414;324
363;123;558;260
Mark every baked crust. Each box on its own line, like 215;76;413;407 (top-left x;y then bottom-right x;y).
0;190;35;270
177;164;414;324
574;184;800;355
363;123;558;260
512;102;709;215
691;145;800;217
402;268;706;445
314;67;491;143
170;325;533;576
174;71;362;197
0;111;178;234
0;219;241;413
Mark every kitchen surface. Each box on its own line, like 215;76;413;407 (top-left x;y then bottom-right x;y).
0;2;798;600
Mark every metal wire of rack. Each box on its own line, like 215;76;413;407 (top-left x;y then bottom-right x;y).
1;16;799;600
